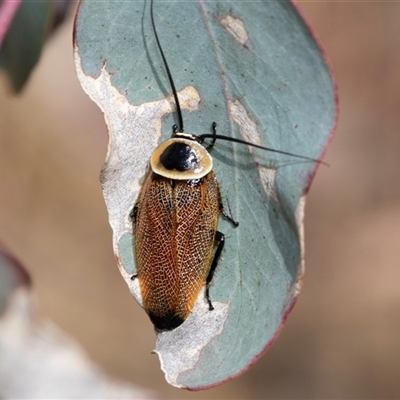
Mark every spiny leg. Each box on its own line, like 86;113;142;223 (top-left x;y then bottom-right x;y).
130;204;138;222
204;121;217;151
221;199;239;227
130;205;138;280
208;122;238;226
219;193;239;227
206;231;225;310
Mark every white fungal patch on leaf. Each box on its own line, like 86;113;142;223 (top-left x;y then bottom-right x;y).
258;168;278;203
219;14;249;47
294;195;306;295
228;99;278;202
155;289;229;388
74;51;201;299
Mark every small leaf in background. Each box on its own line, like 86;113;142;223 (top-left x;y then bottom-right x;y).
0;246;157;399
74;0;336;389
0;0;21;47
0;0;72;93
0;245;30;316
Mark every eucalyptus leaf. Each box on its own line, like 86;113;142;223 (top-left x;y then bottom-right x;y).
74;0;336;389
0;0;71;92
0;247;30;316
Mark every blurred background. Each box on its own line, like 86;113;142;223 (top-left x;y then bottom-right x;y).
0;1;399;398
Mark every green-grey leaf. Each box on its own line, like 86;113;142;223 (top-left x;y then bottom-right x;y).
0;248;30;316
74;0;336;389
0;0;54;92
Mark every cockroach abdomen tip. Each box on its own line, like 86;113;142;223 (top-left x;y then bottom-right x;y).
149;311;185;331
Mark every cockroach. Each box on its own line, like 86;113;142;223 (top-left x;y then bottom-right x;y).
131;0;325;331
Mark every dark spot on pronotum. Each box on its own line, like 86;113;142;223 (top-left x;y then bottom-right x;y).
160;142;198;171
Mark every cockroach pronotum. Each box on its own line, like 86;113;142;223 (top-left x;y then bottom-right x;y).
131;0;325;331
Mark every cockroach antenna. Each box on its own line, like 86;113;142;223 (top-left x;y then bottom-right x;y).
199;127;329;166
150;0;328;167
150;0;183;133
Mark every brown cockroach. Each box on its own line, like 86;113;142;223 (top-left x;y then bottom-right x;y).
131;0;324;331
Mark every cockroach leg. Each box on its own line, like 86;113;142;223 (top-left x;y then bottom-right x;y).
205;230;225;311
130;204;138;222
205;121;218;151
220;198;239;227
130;207;139;281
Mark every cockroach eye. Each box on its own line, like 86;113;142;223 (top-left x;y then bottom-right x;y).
160;142;198;171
